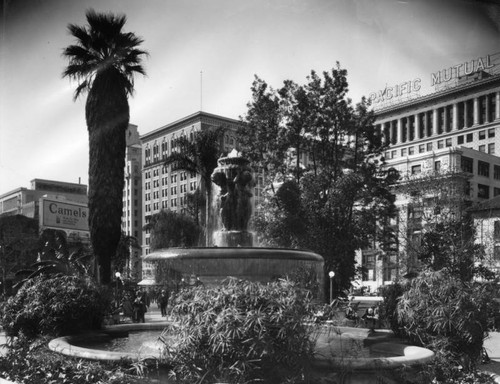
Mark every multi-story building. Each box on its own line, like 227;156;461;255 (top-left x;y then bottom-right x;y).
0;179;88;220
470;196;500;276
356;60;500;292
121;124;143;280
139;111;246;282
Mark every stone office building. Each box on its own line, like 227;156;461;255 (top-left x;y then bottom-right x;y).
356;54;500;292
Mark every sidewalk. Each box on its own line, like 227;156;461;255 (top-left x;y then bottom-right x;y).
481;331;500;378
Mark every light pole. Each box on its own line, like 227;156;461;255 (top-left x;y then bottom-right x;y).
328;271;335;304
115;272;121;304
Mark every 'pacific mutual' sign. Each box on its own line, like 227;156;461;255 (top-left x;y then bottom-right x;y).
40;198;89;232
369;54;496;105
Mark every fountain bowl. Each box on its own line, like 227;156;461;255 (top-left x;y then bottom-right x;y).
143;246;325;288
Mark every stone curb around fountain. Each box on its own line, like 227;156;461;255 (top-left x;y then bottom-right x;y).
48;322;169;362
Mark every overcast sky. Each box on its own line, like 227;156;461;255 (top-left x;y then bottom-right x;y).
1;0;500;193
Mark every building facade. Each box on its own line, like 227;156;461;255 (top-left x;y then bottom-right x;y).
0;179;88;220
470;196;500;277
356;69;500;292
139;112;246;282
121;124;143;280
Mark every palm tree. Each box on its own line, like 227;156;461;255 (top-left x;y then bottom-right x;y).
62;9;147;284
164;127;225;245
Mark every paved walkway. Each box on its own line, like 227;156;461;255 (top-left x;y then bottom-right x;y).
481;331;500;379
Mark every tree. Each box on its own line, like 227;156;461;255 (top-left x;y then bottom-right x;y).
14;229;94;291
163;127;225;245
0;215;39;295
395;170;491;281
144;209;202;250
62;9;148;284
238;64;398;297
112;232;141;278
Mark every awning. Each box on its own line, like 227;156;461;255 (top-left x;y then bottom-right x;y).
137;279;156;286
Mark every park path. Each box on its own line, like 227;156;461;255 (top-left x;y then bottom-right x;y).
481;331;500;379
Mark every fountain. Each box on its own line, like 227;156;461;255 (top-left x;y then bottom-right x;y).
142;150;325;288
48;151;436;383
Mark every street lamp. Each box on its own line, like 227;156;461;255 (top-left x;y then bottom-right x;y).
328;271;335;304
114;272;122;304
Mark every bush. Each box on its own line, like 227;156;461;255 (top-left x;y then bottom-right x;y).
162;278;315;384
1;274;107;338
396;269;492;379
379;280;406;335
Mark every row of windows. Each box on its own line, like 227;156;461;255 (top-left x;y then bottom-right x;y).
144;195;190;213
377;92;498;145
144;133;237;165
385;128;496;159
409;156;500;181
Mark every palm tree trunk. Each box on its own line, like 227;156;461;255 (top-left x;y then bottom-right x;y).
86;69;129;285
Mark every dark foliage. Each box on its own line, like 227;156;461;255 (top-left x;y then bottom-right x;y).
1;275;107;338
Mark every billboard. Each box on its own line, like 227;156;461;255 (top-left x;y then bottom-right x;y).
40;198;89;232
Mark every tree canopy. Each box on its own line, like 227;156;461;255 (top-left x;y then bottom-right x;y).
238;64;399;295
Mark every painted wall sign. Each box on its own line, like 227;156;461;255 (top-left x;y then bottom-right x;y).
431;54;494;87
40;198;89;232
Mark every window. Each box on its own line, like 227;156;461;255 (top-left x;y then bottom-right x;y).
457;135;464;145
478;184;490;199
391;150;397;159
479;130;486;140
488;143;495;155
419;144;425;153
494;246;500;261
478;160;490;177
466;133;473;142
479;145;486;153
434;161;441;172
488;128;495;138
446;138;452;147
494;165;500;180
437;140;444;149
427;142;433;151
401;148;407;157
411;165;421;175
408;146;415;155
461;156;473;173
495;187;500;197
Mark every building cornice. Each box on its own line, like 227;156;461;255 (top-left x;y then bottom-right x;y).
140;111;244;142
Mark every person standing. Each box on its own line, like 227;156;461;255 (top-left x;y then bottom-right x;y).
133;295;146;323
159;289;169;317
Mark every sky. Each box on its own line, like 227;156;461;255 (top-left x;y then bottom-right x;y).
1;0;500;194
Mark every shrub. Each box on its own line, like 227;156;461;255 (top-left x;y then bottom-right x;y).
162;278;315;384
378;280;406;335
396;269;492;378
1;274;107;338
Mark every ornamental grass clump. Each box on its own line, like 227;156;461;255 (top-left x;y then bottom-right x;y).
396;269;495;382
161;278;315;384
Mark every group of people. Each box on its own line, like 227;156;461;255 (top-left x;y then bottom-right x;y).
345;301;380;331
119;287;171;323
121;290;149;323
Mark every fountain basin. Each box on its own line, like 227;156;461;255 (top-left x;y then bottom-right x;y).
49;324;434;384
48;323;166;361
144;247;324;288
